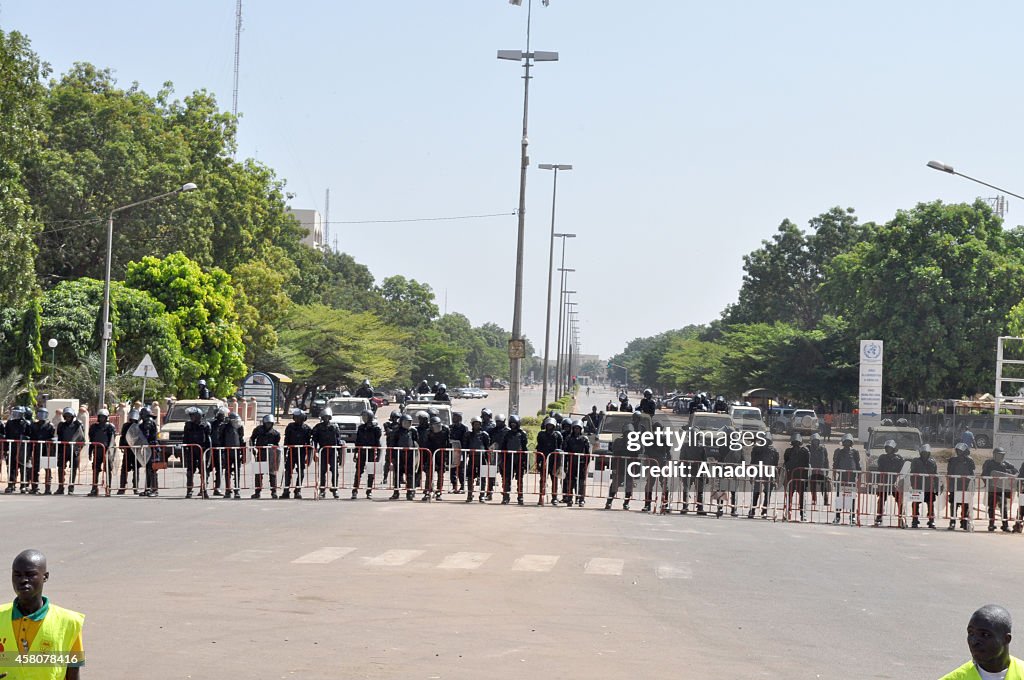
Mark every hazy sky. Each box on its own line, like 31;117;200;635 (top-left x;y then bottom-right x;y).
3;1;1022;359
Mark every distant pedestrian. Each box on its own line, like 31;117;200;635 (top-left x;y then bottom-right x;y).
939;604;1023;679
961;427;976;449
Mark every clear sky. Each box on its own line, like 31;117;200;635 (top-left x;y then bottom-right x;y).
3;1;1022;359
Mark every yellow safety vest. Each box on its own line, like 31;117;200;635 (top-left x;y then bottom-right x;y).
0;601;84;680
941;656;1024;680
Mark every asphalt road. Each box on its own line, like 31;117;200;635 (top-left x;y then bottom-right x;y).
1;472;1020;679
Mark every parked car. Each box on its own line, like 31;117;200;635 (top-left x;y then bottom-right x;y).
789;409;819;435
958;416;994;448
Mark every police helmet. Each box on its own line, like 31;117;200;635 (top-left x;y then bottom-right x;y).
571;419;584;430
495;413;506;424
452;411;463;421
10;407;23;420
481;408;493;417
198;379;207;386
140;406;152;419
218;406;230;417
416;411;429;423
508;414;520;426
429;415;441;425
341;391;351;398
320;408;333;421
643;389;653;397
362;379;371;387
128;409;140;421
994;447;1007;457
895;418;909;427
188;407;202;419
919;444;932;455
229;412;241;422
438;383;447;391
400;413;413;424
841;434;854;444
389;410;399;422
262;414;275;425
427;408;439;418
543;417;555;428
62;407;75;418
292;408;306;420
470;416;482;425
97;408;110;418
810;432;822;441
35;408;49;420
954;442;970;454
554;413;564;423
790;433;802;443
880;418;893;426
361;409;374;421
883;439;897;452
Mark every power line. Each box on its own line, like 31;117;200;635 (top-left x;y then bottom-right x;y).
329;211;515;225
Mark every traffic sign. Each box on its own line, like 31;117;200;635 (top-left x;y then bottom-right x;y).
508;339;526;360
133;353;158;378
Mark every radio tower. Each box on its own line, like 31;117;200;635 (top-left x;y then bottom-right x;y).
324;188;330;252
232;0;243;122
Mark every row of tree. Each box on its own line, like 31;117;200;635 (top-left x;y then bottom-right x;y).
0;29;529;407
611;203;1024;404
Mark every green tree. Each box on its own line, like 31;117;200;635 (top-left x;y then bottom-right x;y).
823;200;1024;399
657;338;727;392
0;30;46;307
13;297;42;405
375;275;439;328
231;261;291;365
125;252;247;396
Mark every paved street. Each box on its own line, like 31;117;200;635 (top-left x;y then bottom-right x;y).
2;485;1021;679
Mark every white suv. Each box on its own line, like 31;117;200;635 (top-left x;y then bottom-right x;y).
789;409;820;435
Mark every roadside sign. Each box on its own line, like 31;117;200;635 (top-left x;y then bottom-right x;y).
133;353;159;378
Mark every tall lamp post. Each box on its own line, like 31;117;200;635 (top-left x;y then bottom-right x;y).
98;183;197;410
555;283;575;400
563;302;578;396
926;161;1024;201
538;181;573;410
47;338;58;383
499;0;559;417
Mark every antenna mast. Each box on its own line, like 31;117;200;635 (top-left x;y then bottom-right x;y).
324;188;330;251
232;0;243;120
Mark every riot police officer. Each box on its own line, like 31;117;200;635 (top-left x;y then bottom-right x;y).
433;384;450;403
197;379;211;400
312;408;341;499
218;412;244;500
618;394;634;413
352;409;382;499
832;434;861;525
448;412;468;494
562;420;591;507
749;441;779;519
250;414;281;499
713;395;729;414
606;423;637;511
87;408;116;497
390;413;419;501
909;443;938;529
783;433;810;522
874;439;905;527
498;414;529;505
638;390;657;417
3;407;29;494
807;432;830;509
117;409;141;495
679;437;708;515
30;408;56;495
948;442;976;531
421;415;450;501
354;379;375;400
55;407;85;495
643;421;671;513
416;380;431;395
464;416;492;503
282;408;312;499
486;414;509;501
138;406;160;497
209;406;228;495
182;406;212;498
982;447;1017;532
536;418;563;506
480;408;495;434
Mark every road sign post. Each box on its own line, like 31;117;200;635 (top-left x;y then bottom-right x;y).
133;353;159;405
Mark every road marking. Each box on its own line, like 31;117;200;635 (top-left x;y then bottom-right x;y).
437;552;491;570
656;564;693;579
584;558;624;576
512;554;559;572
224;549;276;563
365;549;424;567
292;547;356;564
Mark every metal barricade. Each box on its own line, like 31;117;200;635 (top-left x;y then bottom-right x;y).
248;444;281;498
177;443;208;498
84;441;111;497
280;444;316;498
463;447;498;502
379;446;420;500
348;445;383;499
312;444;346;498
905;470;943;529
945;474;977;531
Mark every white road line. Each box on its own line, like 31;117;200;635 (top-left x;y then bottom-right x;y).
512;554;560;572
365;549;425;567
437;552;492;570
291;547;356;564
224;549;276;563
584;558;624;576
656;564;693;580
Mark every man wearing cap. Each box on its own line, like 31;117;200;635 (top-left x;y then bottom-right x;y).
909;444;939;529
250;414;281;499
116;409;141;495
182;407;212;499
282;409;312;499
940;604;1024;679
2;549;85;679
783;433;810;522
949;442;977;531
874;439;905;527
832;434;861;525
86;409;116;497
982;447;1017;533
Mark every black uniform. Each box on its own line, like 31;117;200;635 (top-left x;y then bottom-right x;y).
55;417;85;492
464;428;491;501
749;444;779;516
198;384;211;399
139;417;160;495
250;424;281;495
643;434;671;511
29;419;56;493
562;432;591;505
354;385;375;399
487;423;509;495
783;443;810;516
353;420;382;491
118;420;141;493
283;420;313;494
909;454;939;526
536;428;563;503
423;425;451;496
208;413;227;491
832;445;861;523
390;425;419;498
182;419;213;495
4;416;29;493
875;450;905;523
679;442;708;514
312;420;342;494
982;458;1018;529
606;431;639;508
87;419;116;494
638;397;657;417
448;420;469;492
498;425;529;502
218;419;244;495
807;442;830;506
947;453;976;527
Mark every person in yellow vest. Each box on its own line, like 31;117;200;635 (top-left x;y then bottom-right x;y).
0;549;84;679
941;605;1024;680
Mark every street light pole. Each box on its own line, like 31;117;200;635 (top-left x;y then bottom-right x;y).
555;279;575;400
926;161;1024;201
499;0;559;417
47;338;58;383
538;178;573;410
564;304;578;395
98;183;197;410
